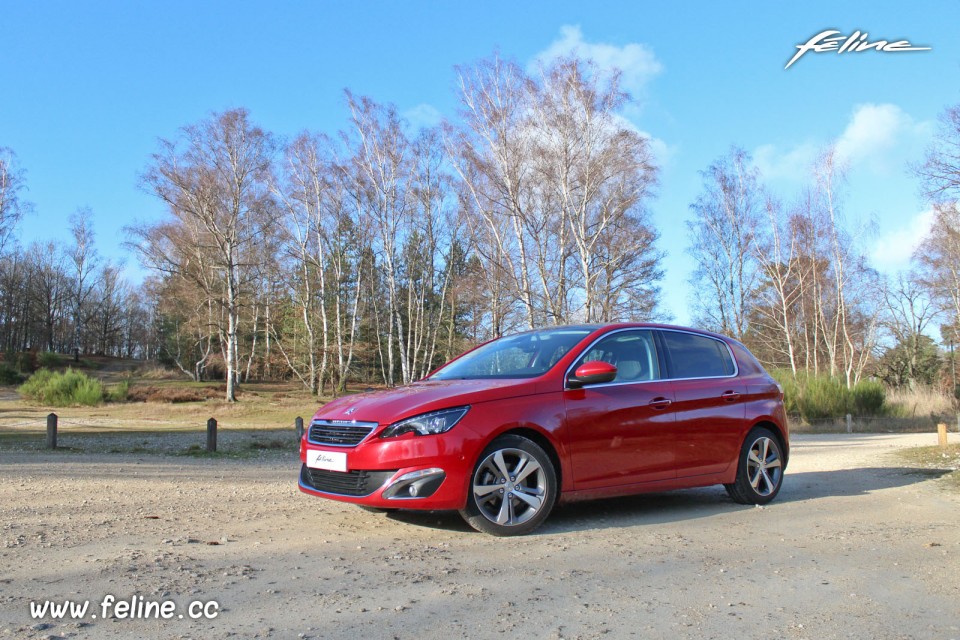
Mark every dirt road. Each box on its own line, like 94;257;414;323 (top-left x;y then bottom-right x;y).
1;433;958;640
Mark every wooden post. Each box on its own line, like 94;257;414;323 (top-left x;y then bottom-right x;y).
46;413;57;449
295;416;304;441
845;414;852;434
938;423;948;448
206;417;217;452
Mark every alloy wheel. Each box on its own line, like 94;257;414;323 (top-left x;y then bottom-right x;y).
747;436;782;497
471;447;547;527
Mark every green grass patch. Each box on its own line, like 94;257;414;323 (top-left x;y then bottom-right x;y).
105;380;130;402
37;351;62;368
18;368;129;406
0;363;24;385
772;370;889;422
19;368;103;406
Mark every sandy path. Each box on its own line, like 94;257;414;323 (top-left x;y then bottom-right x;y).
1;433;958;640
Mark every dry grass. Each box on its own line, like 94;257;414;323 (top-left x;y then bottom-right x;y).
132;365;188;381
887;386;957;419
0;373;330;441
127;384;228;403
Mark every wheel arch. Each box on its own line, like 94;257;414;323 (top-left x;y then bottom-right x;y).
750;419;789;467
492;427;564;494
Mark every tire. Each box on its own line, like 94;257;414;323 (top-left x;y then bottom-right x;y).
459;434;557;536
725;427;785;505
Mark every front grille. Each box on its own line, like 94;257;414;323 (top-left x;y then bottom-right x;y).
308;420;377;446
301;465;396;497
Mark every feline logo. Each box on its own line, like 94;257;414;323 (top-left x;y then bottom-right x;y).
786;30;931;69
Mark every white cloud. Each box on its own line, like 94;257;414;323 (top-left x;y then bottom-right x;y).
870;208;935;271
529;27;669;165
753;141;820;181
834;103;932;174
752;103;932;182
403;103;443;131
531;25;663;97
606;112;674;167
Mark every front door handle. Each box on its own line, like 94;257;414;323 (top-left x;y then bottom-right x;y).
649;397;672;410
721;391;740;402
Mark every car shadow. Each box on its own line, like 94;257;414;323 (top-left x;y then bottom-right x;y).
384;509;475;532
383;466;952;535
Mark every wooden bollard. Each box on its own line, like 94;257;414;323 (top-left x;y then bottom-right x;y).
206;417;217;452
846;414;852;434
938;423;948;448
295;416;304;440
46;413;57;449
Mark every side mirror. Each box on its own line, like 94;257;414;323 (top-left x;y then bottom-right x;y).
568;361;618;388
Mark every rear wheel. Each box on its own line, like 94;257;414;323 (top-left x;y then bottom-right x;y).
725;427;784;505
459;435;557;536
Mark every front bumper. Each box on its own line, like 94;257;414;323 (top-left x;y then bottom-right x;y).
298;428;475;510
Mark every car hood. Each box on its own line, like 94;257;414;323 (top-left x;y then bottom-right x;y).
312;378;541;424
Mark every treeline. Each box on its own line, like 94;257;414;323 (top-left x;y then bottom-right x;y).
687;147;877;387
0;147;150;361
2;53;958;400
688;106;960;393
127;55;663;400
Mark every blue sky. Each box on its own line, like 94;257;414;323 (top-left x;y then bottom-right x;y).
2;1;958;323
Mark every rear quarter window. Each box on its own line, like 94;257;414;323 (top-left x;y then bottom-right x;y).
728;341;766;376
661;331;736;379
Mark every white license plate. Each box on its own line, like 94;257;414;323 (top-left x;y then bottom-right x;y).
306;449;348;472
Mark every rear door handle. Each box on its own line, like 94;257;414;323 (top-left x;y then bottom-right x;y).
721;391;740;402
649;397;672;410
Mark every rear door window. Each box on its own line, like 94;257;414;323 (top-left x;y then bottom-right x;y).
660;331;735;379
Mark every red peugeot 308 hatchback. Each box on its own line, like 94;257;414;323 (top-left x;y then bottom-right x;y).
299;324;788;536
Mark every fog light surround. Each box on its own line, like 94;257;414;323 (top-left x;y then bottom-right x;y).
382;468;446;500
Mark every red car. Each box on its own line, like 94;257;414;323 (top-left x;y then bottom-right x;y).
299;324;788;536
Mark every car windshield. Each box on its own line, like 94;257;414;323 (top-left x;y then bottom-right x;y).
430;328;593;380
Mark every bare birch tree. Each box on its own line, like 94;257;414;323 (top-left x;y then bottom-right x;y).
0;147;29;253
916;104;960;201
68;208;101;356
272;132;332;394
451;55;663;329
344;93;411;384
688;148;761;339
449;56;541;328
136;108;277;401
344;94;455;385
915;203;960;328
530;58;661;322
915;103;960;335
751;197;803;373
880;271;940;389
810;147;880;386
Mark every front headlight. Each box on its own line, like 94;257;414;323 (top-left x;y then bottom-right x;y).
380;406;470;438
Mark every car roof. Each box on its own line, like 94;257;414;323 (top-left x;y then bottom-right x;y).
513;322;734;342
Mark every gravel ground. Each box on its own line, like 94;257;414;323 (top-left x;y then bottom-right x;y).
0;432;958;640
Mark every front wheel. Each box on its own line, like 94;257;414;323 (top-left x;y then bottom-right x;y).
459;435;557;536
725;427;785;505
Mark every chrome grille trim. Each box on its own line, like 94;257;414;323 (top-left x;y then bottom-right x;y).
307;420;378;447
